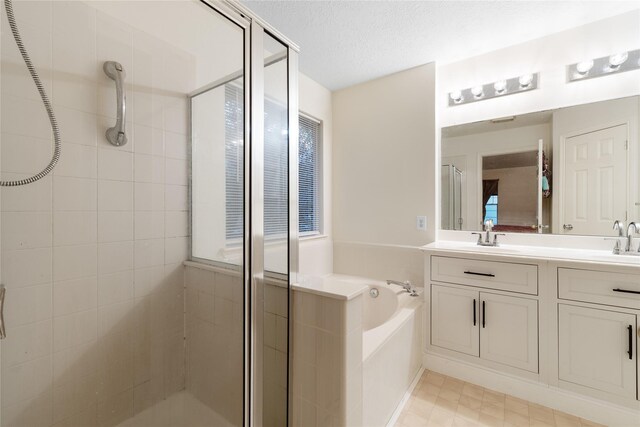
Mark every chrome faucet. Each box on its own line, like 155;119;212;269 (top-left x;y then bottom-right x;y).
608;220;640;255
386;280;419;296
471;219;505;247
626;222;638;252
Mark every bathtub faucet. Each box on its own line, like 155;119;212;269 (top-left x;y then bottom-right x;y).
386;280;419;297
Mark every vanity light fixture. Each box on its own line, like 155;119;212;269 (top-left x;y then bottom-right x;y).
493;80;507;94
449;90;464;104
448;73;539;107
471;86;484;98
568;48;640;82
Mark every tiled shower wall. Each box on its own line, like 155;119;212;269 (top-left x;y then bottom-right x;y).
184;264;289;427
0;2;191;426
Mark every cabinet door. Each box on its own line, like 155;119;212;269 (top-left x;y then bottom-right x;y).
431;285;479;357
480;292;538;372
559;304;636;399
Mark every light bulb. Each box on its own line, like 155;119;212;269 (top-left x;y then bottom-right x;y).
609;52;628;69
493;80;507;94
449;90;463;103
471;86;484;98
575;60;594;75
519;74;534;88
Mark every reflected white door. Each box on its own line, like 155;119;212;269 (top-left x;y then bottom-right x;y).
562;125;627;235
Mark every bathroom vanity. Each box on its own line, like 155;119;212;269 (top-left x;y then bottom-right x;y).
422;241;640;425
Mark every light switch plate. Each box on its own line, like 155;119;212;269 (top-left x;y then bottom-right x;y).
416;216;427;231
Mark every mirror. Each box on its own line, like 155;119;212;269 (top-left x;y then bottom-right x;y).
441;95;640;236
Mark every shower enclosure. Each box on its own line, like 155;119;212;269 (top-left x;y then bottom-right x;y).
441;164;463;230
0;1;298;426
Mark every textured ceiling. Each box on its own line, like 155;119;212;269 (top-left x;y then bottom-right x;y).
242;0;640;90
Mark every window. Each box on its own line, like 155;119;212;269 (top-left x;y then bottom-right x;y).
224;86;322;241
299;115;321;235
484;195;498;225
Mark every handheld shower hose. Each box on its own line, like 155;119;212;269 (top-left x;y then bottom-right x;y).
1;0;61;187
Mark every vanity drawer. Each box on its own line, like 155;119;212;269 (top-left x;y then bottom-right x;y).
558;268;640;310
431;256;538;295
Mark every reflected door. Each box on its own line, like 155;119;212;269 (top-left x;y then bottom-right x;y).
562;125;627;235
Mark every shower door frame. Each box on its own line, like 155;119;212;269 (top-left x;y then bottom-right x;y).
191;1;300;426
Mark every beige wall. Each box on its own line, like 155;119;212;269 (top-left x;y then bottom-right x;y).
483;166;538;227
299;74;334;276
332;63;436;284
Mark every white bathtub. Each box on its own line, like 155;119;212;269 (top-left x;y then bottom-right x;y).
362;282;423;427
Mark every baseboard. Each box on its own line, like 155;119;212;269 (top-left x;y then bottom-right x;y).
385;367;425;427
423;352;640;427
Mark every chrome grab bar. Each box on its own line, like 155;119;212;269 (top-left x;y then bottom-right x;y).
0;285;6;339
103;61;127;146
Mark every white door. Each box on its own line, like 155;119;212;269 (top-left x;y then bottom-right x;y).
562;124;627;235
431;285;479;357
559;304;636;399
479;292;538;372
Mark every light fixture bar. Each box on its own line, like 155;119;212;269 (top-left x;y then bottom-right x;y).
448;73;539;107
567;48;640;82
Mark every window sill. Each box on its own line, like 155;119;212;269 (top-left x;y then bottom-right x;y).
300;233;328;242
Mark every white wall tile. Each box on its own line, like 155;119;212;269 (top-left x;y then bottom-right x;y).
1;174;52;211
53;211;98;246
1;94;54;140
1;133;54;174
53;244;97;282
2;355;53;406
53;276;98;317
164;236;187;265
164;184;187;212
53;176;97;211
2;211;52;250
54;143;98;179
134;153;164;184
133;124;163;156
165;211;188;238
164;158;187;185
98;211;133;243
134;211;164;240
164;131;187;160
98;148;133;181
98;179;133;211
2;319;52;367
53;309;98;352
1;247;52;288
135;182;164;211
98;270;134;307
98;241;134;274
134;239;164;269
54;105;98;146
5;283;52;327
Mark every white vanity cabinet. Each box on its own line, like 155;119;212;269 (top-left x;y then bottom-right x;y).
558;304;636;399
429;256;539;373
423;243;640;425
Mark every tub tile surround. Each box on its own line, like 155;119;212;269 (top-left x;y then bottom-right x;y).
292;280;364;426
395;370;606;427
0;1;190;426
292;274;423;427
422;241;640;426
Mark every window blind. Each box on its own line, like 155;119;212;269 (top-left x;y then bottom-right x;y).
225;84;244;240
299;115;320;234
224;84;321;240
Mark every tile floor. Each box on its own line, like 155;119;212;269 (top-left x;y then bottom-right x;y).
394;370;606;427
115;391;236;427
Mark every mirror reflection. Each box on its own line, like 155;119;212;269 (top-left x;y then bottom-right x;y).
441;95;639;236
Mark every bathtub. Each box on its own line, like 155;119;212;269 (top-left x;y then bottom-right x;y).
361;281;423;427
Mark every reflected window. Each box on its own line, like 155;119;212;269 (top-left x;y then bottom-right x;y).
484;195;499;225
299;115;321;235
